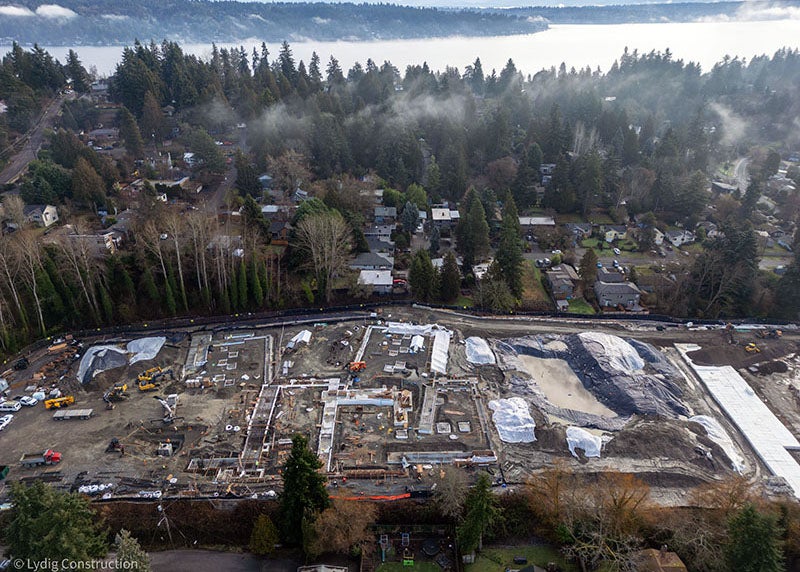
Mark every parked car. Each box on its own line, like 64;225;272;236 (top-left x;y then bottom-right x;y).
18;396;38;407
613;247;621;255
0;401;21;413
0;414;13;431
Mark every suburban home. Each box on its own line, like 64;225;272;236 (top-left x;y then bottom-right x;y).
653;227;665;245
23;204;59;227
364;225;394;239
634;547;688;572
519;216;556;228
374;206;397;224
565;222;593;239
258;174;273;190
44;226;118;256
431;207;452;229
665;229;695;247
695;221;720;240
711;181;738;195
597;267;626;283
595;280;642;309
350;251;394;271
604;225;627;243
358;270;393;294
293;188;309;202
268;221;290;244
546;264;579;300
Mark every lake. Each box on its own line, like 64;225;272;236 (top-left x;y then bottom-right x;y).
4;19;800;77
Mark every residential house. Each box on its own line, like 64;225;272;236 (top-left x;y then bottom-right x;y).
634;547;687;572
23;204;58;228
695;221;720;240
431;207;452;229
258;174;273;190
597;267;626;283
653;227;664;246
711;181;738;195
364;225;394;239
565;222;593;240
374;206;397;224
665;229;695;247
519;216;556;228
366;235;394;253
604;225;627;243
358;270;393;294
269;221;290;245
595;280;642;309
350;251;394;271
293;188;309;202
546;264;579;300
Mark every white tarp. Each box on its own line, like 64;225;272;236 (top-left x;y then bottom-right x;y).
410;335;425;352
127;337;166;365
566;426;602;458
679;344;800;497
287;330;312;349
578;332;645;372
431;330;451;374
465;337;495;365
488;397;536;443
77;345;127;384
690;415;746;473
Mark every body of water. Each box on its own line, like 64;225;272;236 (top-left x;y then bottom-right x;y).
5;19;800;77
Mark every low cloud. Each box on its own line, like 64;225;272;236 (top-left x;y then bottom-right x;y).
101;14;128;21
312;16;330;25
36;4;78;19
696;1;800;23
0;5;35;17
709;102;748;147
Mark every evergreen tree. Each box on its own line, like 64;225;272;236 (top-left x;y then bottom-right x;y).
249;256;264;308
164;279;177;316
401;201;419;234
238;257;248;310
409;249;436;302
65;50;90;93
235;153;262;197
439;251;461;303
139;90;165;143
456;199;490;270
426;156;442;200
71;157;106;206
6;482;107;565
406;183;428;211
579;249;599;289
279;434;331;544
250;514;279;556
429;225;440;256
496;195;524;298
725;504;784;572
457;473;500;554
118;107;145;159
115;530;150;572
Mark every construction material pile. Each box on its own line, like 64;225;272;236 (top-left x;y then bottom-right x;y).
507;332;688;418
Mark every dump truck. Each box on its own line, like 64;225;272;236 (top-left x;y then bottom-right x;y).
44;395;75;409
20;449;62;467
53;408;93;420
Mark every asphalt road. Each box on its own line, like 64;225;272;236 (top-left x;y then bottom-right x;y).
0;94;68;186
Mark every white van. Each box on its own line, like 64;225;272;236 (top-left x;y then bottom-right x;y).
0;400;21;412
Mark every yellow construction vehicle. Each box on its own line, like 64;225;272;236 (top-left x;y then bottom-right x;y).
44;395;75;409
745;343;761;353
137;367;174;391
103;383;129;406
138;367;162;382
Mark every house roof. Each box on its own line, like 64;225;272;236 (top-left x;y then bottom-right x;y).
431;207;451;222
598;267;626;283
366;235;394;252
549;264;579;281
351;251;393;268
606;225;627;233
364;224;394;236
595;281;641;296
269;221;289;234
635;548;687;572
374;206;397;217
23;204;54;216
519;216;555;226
565;222;592;234
358;270;393;286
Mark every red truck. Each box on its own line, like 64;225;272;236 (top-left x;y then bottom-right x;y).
20;449;62;468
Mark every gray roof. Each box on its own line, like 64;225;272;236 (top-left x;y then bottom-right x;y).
598;267;625;283
595;281;641;296
350;251;393;268
374;206;397;217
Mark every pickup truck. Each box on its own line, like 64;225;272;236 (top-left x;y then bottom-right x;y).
20;449;62;467
53;408;93;420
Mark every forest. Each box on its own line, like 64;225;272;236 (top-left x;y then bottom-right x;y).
0;0;546;45
0;40;800;358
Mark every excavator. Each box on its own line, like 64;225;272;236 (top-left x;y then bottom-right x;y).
745;343;761;354
103;383;129;408
347;361;367;373
138;367;174;391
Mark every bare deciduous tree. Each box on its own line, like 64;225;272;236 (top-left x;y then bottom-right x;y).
2;194;25;228
293;211;352;303
306;500;377;558
12;230;46;336
434;467;467;521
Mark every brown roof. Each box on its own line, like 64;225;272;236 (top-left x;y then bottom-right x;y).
636;548;688;572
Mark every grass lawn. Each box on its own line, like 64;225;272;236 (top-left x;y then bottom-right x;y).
377;562;441;572
567;297;595;314
587;213;614;224
466;545;578;572
521;262;552;308
454;294;474;307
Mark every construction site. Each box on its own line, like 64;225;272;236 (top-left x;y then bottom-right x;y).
0;308;799;506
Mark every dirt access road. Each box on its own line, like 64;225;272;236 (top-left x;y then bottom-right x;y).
0;93;69;186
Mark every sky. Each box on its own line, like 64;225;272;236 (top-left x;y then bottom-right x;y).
232;0;721;5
